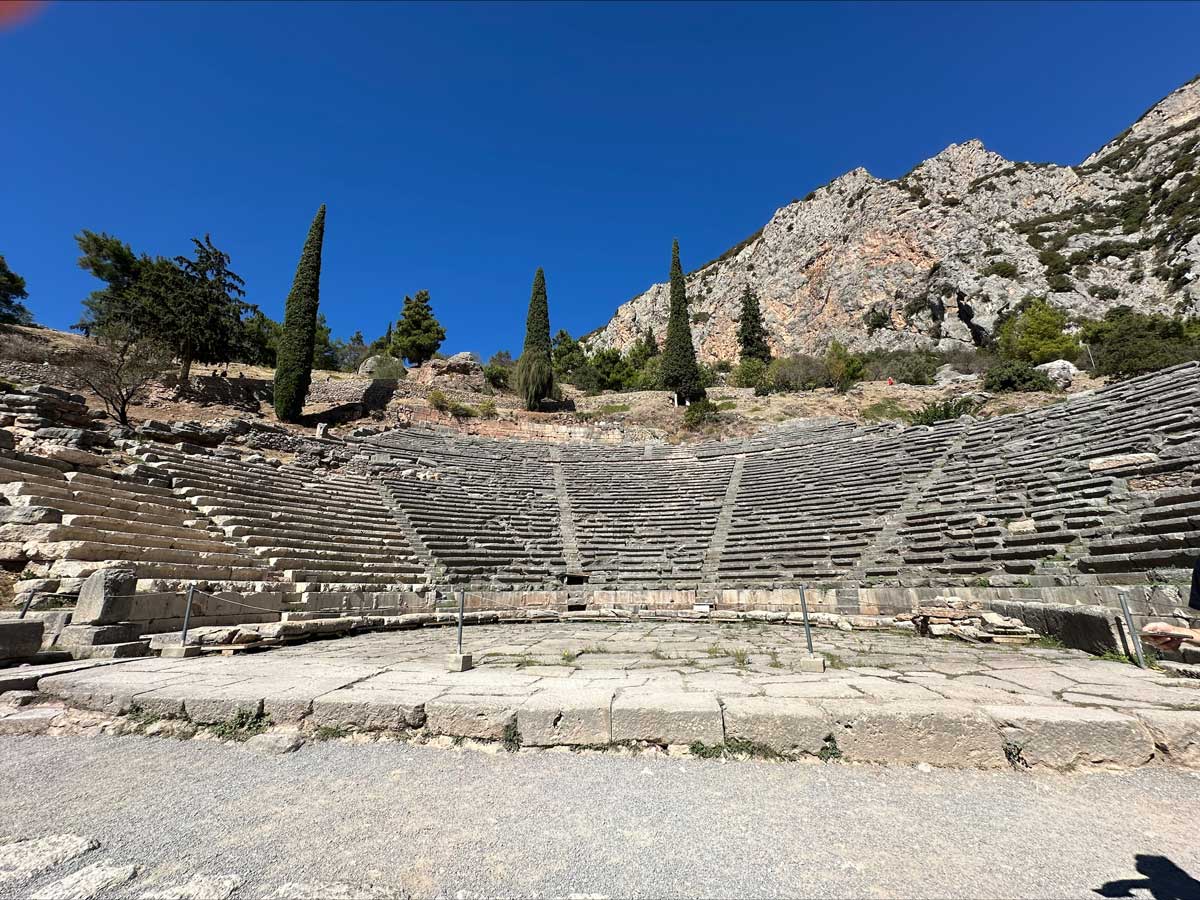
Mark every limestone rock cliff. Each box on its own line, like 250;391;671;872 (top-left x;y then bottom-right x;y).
588;76;1200;360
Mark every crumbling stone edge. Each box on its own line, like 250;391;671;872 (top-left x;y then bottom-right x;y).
7;686;1199;773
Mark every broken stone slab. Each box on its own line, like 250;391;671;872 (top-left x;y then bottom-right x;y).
30;860;140;900
138;874;244;900
722;696;831;756
0;834;99;887
610;688;723;747
0;705;63;735
1132;709;1200;768
1088;452;1159;472
424;694;518;742
0;619;43;660
310;685;439;731
986;705;1153;771
72;567;137;626
821;700;1007;769
516;688;614;747
245;731;305;755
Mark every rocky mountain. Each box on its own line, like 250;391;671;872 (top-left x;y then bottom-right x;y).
588;76;1200;361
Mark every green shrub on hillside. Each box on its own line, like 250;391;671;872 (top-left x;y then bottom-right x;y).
683;398;721;430
981;260;1019;279
824;340;865;392
732;357;768;389
997;297;1079;365
983;361;1057;393
906;397;982;425
766;354;827;392
860;349;941;385
1081;307;1200;379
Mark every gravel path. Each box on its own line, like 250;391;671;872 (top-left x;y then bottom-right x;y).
2;734;1200;898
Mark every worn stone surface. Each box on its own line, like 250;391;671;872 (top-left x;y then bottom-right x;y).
721;696;830;756
0;834;98;887
244;732;304;756
516;688;613;747
1133;709;1200;767
611;688;723;746
424;694;517;741
30;860;139;899
0;619;44;659
987;705;1154;771
138;874;244;900
23;622;1200;768
71;567;137;626
824;700;1007;768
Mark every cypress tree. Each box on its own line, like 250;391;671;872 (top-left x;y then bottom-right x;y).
660;240;705;405
514;267;554;410
737;285;771;364
273;204;326;422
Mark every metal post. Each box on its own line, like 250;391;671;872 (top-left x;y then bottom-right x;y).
1118;590;1146;668
799;584;815;656
18;594;33;619
456;590;465;656
180;584;195;647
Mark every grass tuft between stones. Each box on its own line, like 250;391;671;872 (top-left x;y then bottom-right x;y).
209;709;271;742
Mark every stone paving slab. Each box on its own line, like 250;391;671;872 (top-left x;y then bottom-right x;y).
11;622;1200;770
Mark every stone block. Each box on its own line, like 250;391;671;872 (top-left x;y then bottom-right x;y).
517;688;613;747
722;696;830;756
0;705;63;735
1133;709;1200;768
54;623;135;648
610;688;723;746
798;656;826;673
311;685;438;730
425;694;518;741
823;701;1007;769
0;619;43;660
986;705;1153;770
72;567;137;625
0;505;61;525
447;652;473;672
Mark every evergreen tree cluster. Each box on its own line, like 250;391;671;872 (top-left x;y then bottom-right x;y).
75;230;249;380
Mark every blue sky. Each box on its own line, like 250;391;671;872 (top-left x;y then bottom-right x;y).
3;1;1198;359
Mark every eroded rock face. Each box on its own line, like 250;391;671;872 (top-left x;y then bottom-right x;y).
589;77;1200;361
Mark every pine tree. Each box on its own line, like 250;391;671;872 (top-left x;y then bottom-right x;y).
391;290;446;364
514;267;554;409
736;285;771;364
274;205;326;422
0;254;32;326
643;326;658;357
660;240;705;405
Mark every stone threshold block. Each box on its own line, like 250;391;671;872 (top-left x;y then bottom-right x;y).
1133;709;1200;768
722;696;831;757
986;705;1154;771
517;688;614;747
610;688;723;747
310;684;441;731
425;694;518;742
820;700;1008;769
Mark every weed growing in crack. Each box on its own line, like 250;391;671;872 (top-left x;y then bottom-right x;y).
209;709;270;742
818;733;843;762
